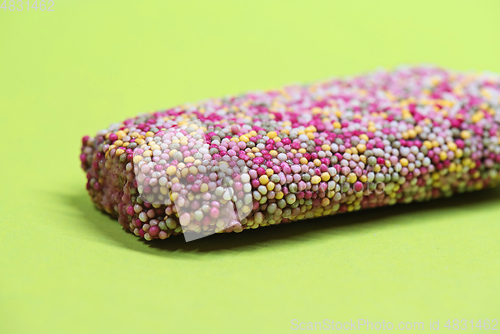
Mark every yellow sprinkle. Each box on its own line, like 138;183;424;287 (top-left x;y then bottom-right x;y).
321;172;330;182
400;158;409;167
135;139;145;145
322;144;331;151
166;166;177;176
267;131;277;139
133;155;142;164
200;183;209;192
115;149;124;156
402;110;412;119
300;157;308;164
275;191;284;200
471;112;484;123
188;166;198;175
439;151;447;161
311;176;321;184
314;159;321;167
130;132;140;138
116;131;126;140
266;169;274;177
348;173;357;184
357;144;366;154
298;148;307;154
360;175;368;182
143;150;152;157
423;141;433;150
239;135;249;143
266;182;275;191
306;133;315;140
145;131;154;137
461;130;472;140
333;122;341;129
447;142;457;152
455;149;463;159
270;150;278;157
259;175;269;185
359;134;369;141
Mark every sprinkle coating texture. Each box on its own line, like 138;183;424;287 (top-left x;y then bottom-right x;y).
81;67;500;241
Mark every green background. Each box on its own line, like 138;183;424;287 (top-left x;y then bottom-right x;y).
1;1;500;333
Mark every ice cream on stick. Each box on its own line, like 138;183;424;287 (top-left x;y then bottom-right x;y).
80;66;500;241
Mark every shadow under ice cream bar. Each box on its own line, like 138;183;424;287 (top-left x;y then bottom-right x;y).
80;66;500;242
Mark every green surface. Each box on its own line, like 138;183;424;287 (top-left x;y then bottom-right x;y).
1;1;500;333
